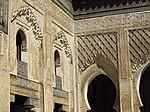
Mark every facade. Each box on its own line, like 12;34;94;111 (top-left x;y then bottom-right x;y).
0;0;150;112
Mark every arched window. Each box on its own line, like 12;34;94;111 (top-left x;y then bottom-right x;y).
16;30;27;62
54;50;62;89
54;50;60;68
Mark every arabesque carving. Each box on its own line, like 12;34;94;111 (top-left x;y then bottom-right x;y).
53;31;72;58
11;5;43;45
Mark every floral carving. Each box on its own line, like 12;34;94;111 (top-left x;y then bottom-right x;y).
11;5;43;46
53;31;72;58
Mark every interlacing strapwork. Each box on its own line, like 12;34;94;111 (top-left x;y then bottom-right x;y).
78;32;117;73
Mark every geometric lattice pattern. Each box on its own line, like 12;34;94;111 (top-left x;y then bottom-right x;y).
129;28;150;72
78;32;117;73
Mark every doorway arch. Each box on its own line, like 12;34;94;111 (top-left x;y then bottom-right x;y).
139;65;150;112
87;74;117;112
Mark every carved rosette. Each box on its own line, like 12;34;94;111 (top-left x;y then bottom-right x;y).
53;31;72;58
11;5;43;46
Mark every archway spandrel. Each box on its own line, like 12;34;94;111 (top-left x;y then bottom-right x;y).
129;28;150;73
77;32;118;73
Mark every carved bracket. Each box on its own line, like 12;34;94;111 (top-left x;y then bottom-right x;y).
11;5;43;46
53;31;72;58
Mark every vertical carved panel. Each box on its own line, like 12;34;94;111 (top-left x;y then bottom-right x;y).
118;29;129;79
122;94;132;112
17;61;28;78
56;76;62;90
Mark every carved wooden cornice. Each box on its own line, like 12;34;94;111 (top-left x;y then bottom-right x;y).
53;31;72;58
73;0;150;20
11;5;43;46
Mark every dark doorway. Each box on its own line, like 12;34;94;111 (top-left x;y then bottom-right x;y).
87;75;117;112
139;65;150;112
10;95;34;112
54;103;65;112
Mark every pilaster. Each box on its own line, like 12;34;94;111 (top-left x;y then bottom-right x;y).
118;28;133;112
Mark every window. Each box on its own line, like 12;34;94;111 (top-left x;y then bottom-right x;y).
16;29;28;78
16;30;27;62
54;50;60;68
54;50;62;89
0;0;8;33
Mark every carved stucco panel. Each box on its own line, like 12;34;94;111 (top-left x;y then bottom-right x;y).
11;5;43;46
75;11;150;34
53;31;72;58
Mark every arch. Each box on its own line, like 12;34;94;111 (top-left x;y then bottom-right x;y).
11;5;43;45
16;29;27;62
79;64;119;111
138;63;150;111
87;74;117;112
135;61;150;107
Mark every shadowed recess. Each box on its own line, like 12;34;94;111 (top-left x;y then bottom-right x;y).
87;74;117;112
